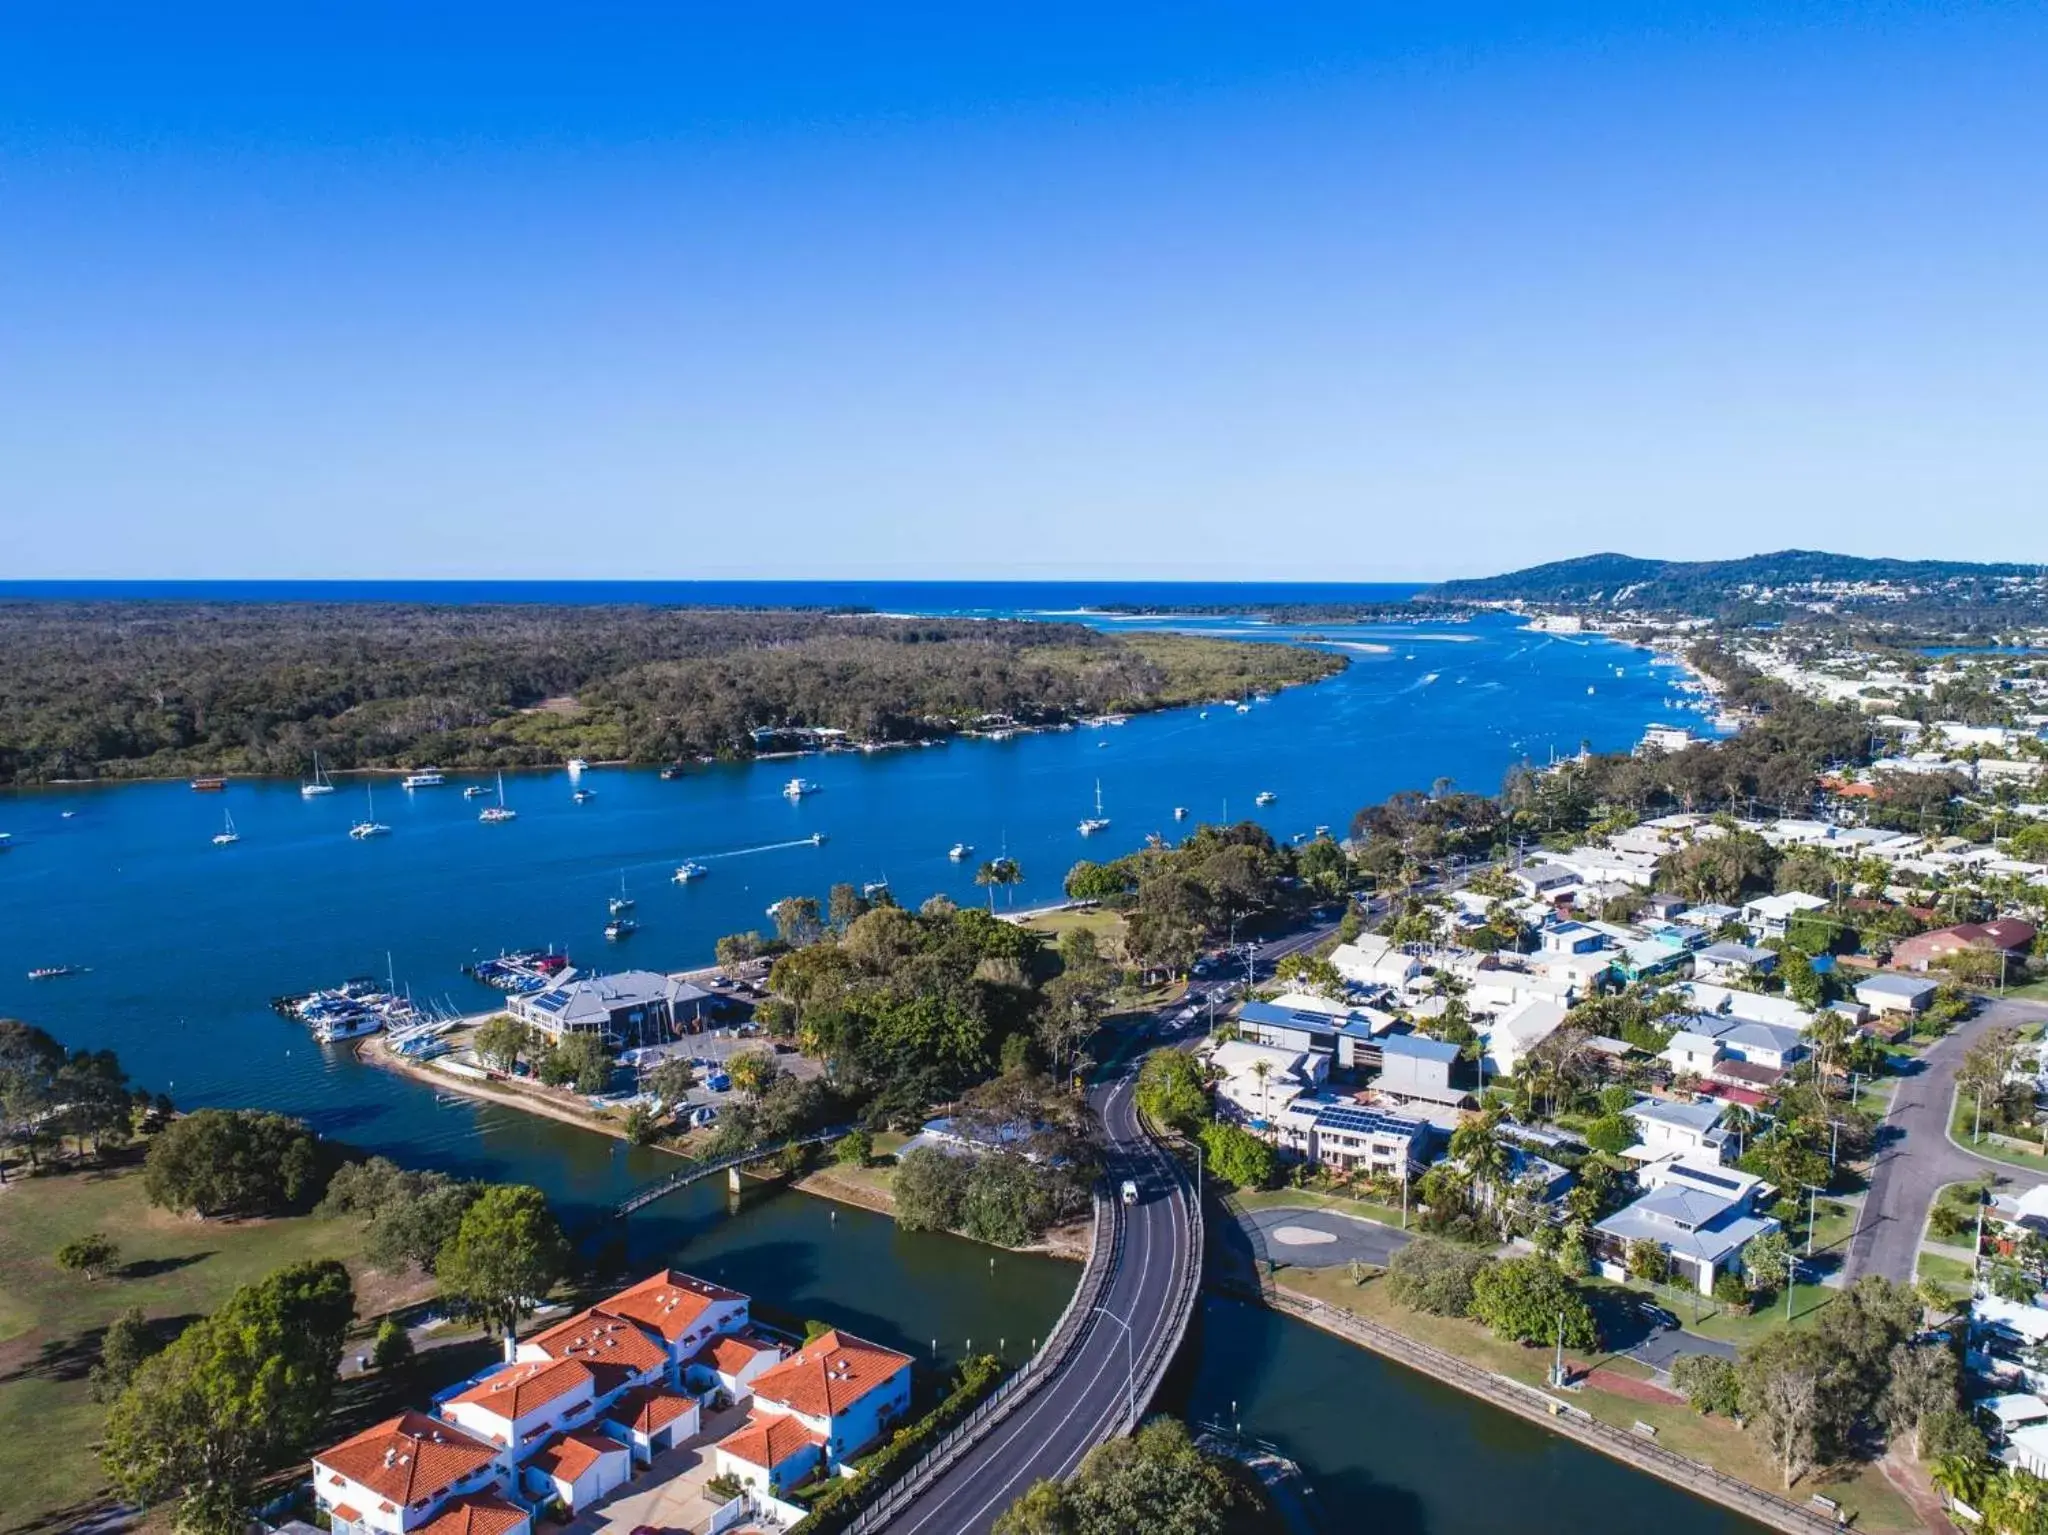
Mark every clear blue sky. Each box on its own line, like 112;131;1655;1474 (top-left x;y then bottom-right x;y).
4;2;2045;580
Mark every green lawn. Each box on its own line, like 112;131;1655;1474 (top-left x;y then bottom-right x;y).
1018;908;1127;943
0;1156;378;1533
1915;1252;1975;1300
1683;1280;1835;1345
1949;1092;2048;1173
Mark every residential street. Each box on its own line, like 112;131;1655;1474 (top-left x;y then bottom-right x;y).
1842;997;2048;1287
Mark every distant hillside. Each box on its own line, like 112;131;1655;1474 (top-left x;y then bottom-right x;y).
1430;549;2048;620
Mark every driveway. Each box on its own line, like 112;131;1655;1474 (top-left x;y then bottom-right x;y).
567;1402;752;1535
1842;997;2048;1286
1237;1205;1410;1270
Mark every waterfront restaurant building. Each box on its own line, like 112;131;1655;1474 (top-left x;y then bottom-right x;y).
507;969;712;1045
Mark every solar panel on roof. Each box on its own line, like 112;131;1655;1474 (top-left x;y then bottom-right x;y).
1673;1165;1742;1192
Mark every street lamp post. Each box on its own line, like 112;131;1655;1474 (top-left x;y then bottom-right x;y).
1091;1307;1137;1431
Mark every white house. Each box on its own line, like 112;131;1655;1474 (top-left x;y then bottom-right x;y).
600;1384;700;1464
1739;891;1829;941
1682;982;1815;1032
1854;974;1939;1016
441;1359;600;1463
1663;1030;1724;1078
595;1270;752;1368
714;1329;913;1491
1484;998;1568;1078
1594;1158;1778;1296
516;1307;671;1402
685;1333;786;1405
523;1430;632;1514
1691;942;1776;985
1329;936;1423;990
1624;1096;1729;1163
312;1413;510;1535
1274;1097;1432;1177
1511;863;1581;900
1211;1039;1327;1126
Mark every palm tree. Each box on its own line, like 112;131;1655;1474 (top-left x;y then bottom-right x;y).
1251;1058;1273;1126
1450;1107;1517;1238
1930;1452;1985;1510
974;856;1024;912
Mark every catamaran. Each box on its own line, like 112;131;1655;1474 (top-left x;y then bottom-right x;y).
350;783;390;839
479;772;517;823
212;810;241;846
1078;780;1110;836
300;753;336;797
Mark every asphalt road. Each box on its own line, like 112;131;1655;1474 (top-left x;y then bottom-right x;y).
1843;996;2048;1287
874;1059;1199;1535
1238;1205;1410;1269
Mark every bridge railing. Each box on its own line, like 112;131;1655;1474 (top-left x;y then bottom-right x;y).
613;1124;853;1217
1118;1111;1206;1437
841;1188;1119;1534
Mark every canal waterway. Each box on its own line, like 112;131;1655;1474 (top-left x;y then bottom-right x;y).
0;595;1756;1531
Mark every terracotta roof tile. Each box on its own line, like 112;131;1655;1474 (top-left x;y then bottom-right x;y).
414;1494;528;1535
717;1413;824;1471
527;1309;670;1391
690;1334;781;1376
599;1270;747;1344
604;1385;696;1435
315;1413;499;1508
529;1429;627;1484
449;1358;593;1420
749;1330;911;1421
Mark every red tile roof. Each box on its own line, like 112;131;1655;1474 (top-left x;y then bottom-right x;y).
330;1508;362;1525
599;1270;747;1344
528;1429;627;1484
604;1384;696;1436
413;1494;529;1535
315;1413;499;1508
717;1413;824;1471
749;1330;911;1420
448;1358;593;1420
528;1308;670;1391
690;1334;781;1376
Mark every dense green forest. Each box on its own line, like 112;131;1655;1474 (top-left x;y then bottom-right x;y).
1432;549;2048;625
0;603;1343;784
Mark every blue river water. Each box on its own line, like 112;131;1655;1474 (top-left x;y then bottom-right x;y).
0;593;1759;1533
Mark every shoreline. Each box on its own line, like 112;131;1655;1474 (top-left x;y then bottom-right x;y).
1249;1278;1838;1535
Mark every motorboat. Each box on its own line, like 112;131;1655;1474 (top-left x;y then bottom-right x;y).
810;831;827;845
212;810;241;846
1078;779;1110;836
190;775;226;791
573;788;596;803
1173;806;1189;820
311;1013;383;1043
672;861;709;884
402;769;446;789
479;772;517;823
783;777;818;799
566;757;591;774
300;753;336;797
604;917;638;942
1254;791;1277;807
862;879;890;900
948;842;973;861
28;965;81;980
462;783;490;798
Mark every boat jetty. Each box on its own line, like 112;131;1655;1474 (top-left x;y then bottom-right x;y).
462;948;570;995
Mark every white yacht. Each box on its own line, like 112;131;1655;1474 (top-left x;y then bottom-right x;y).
479;772;518;823
566;757;591;774
948;842;973;861
211;810;241;846
1255;790;1277;806
312;1013;382;1043
462;783;489;798
300;754;336;797
783;777;818;799
402;769;446;790
1078;779;1110;836
349;785;390;840
1173;806;1189;820
672;861;709;884
609;874;635;915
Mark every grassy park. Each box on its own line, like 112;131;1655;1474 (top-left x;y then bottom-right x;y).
0;1157;387;1532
